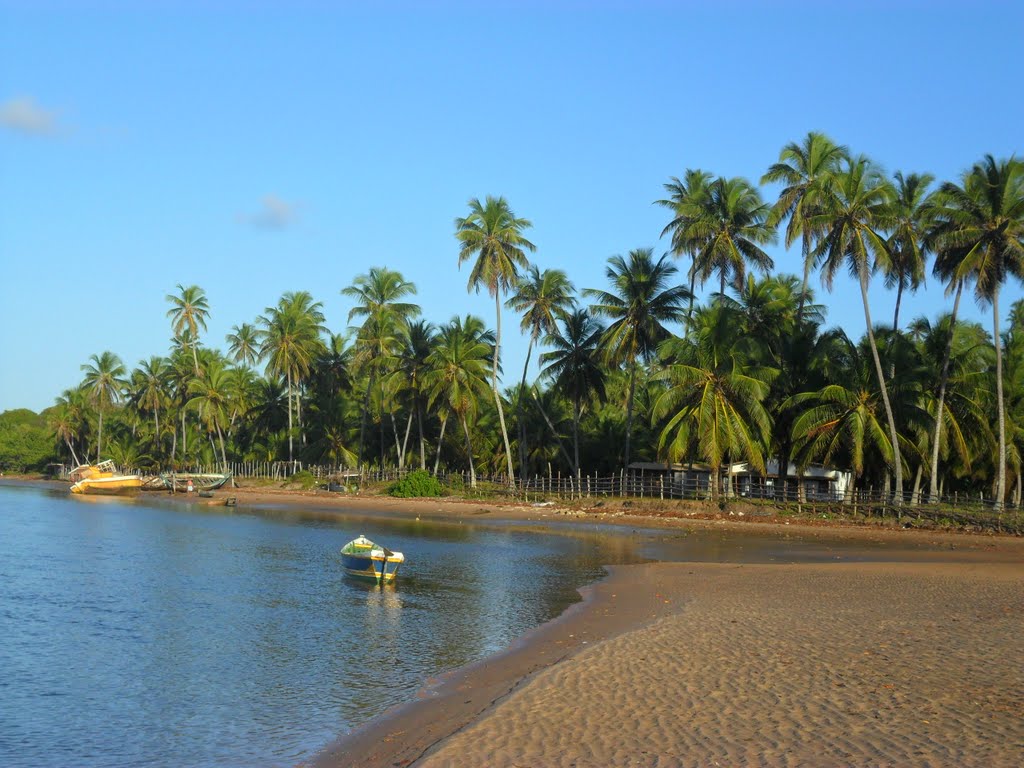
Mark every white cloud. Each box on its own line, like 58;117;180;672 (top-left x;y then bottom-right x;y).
0;96;59;136
244;195;297;229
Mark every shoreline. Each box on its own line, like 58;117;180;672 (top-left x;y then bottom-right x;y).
5;478;1023;765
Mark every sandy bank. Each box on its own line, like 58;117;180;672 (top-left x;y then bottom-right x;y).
320;561;1022;768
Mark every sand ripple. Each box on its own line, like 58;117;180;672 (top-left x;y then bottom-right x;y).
417;562;1023;767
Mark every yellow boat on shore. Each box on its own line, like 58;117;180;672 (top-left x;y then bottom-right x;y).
69;461;143;495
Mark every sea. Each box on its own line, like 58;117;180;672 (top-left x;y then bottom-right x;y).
0;483;652;767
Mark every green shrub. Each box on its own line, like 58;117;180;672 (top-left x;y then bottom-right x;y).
388;470;445;498
288;470;318;490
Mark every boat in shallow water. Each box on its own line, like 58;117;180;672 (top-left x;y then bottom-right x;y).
340;535;405;583
69;461;143;495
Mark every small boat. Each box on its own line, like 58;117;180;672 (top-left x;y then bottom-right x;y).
340;535;405;584
69;460;143;495
159;472;232;493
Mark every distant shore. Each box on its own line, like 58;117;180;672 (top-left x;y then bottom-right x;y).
6;477;1023;766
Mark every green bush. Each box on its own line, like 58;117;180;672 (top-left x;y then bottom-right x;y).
288;470;318;490
388;470;445;498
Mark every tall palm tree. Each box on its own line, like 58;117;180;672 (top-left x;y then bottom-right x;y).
658;169;714;323
166;284;210;375
883;172;935;331
810;155;904;503
584;248;690;467
455;195;536;485
927;156;1024;507
342;267;420;469
80;351;127;461
226;322;261;368
541;309;607;474
762;131;847;322
258;291;327;463
506;265;576;478
423;315;493;487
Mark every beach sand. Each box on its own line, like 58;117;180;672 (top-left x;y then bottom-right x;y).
407;561;1023;768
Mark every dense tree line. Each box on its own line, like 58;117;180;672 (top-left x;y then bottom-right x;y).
28;134;1024;507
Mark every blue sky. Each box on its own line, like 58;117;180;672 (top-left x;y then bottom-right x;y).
2;1;1022;413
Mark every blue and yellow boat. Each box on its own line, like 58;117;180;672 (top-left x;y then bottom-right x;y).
340;535;405;584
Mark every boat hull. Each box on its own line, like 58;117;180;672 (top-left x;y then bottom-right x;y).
70;477;144;495
340;552;403;583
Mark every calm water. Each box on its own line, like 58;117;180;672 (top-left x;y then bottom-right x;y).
0;485;644;768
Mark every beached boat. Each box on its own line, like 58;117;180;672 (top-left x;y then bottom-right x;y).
159;472;232;493
69;460;143;495
340;535;405;584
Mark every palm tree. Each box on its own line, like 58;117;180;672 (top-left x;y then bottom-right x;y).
386;320;436;470
690;176;777;298
50;389;89;466
883;172;935;332
506;265;576;478
423;315;493;487
541;309;607;474
584;248;690;467
166;284;210;375
226;322;261;368
927;156;1024;507
258;291;327;463
658;169;714;323
653;303;775;499
187;358;233;471
80;351;127;461
342;267;420;469
133;356;169;457
762;131;847;322
455;195;536;485
810;155;904;503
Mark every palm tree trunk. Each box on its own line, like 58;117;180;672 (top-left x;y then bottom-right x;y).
216;422;228;472
624;362;638;468
795;231;811;325
993;287;1007;510
892;280;905;332
286;371;294;464
928;280;964;503
153;409;160;457
859;264;903;504
97;410;104;460
65;437;81;467
433;415;448;475
573;393;581;476
401;413;413;469
517;338;534;482
357;369;376;471
460;413;476;488
417;400;426;470
391;414;403;467
493;292;516;485
685;260;698;326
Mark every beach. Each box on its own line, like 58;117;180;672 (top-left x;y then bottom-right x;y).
8;479;1023;766
270;488;1022;768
